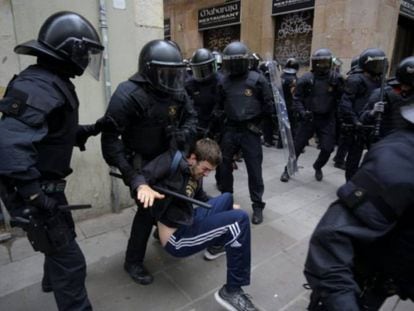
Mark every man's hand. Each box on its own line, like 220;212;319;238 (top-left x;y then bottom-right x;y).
370;101;385;116
136;185;165;208
166;126;188;151
233;204;241;209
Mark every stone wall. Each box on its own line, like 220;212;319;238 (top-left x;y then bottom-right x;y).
313;0;400;71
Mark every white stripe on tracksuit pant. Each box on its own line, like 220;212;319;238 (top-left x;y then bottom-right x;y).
164;193;251;287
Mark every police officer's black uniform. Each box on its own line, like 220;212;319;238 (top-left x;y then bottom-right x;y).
101;40;197;285
281;49;343;182
281;58;300;141
258;62;277;147
185;48;223;140
0;12;104;310
339;48;386;181
360;59;414;140
216;42;273;225
332;56;360;169
304;57;414;310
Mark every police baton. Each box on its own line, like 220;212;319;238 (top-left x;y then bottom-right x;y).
373;60;388;140
109;172;212;209
58;204;92;211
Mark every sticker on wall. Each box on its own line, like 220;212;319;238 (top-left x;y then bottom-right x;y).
113;0;126;10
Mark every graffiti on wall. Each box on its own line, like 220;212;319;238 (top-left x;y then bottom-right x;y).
203;25;240;52
274;10;313;65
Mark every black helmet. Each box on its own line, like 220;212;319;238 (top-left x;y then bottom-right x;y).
358;48;387;75
350;56;359;70
190;48;217;82
212;51;223;70
222;41;250;76
283;58;299;74
396;56;414;87
14;11;104;80
138;39;186;94
311;48;333;75
249;53;262;71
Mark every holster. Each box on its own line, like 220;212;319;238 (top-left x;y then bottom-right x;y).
25;210;73;255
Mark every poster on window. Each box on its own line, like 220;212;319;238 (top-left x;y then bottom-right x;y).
273;10;314;66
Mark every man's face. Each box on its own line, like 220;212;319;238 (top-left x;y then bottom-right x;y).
190;160;216;180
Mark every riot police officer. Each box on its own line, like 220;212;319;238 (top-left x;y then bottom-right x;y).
216;41;273;225
339;48;387;181
0;12;104;310
281;58;300;141
101;39;197;285
260;61;278;148
360;56;414;140
304;58;414;310
185;48;223;140
280;48;344;182
332;56;360;169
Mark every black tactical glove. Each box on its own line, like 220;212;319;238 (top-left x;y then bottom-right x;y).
76;117;105;151
301;110;313;122
166;126;188;151
27;192;59;215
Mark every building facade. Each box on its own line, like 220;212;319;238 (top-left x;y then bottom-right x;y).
164;0;414;74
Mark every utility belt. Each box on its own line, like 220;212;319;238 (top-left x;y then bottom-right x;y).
226;120;262;135
40;180;66;194
340;123;374;137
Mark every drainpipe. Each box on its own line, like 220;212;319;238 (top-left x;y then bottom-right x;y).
98;0;120;213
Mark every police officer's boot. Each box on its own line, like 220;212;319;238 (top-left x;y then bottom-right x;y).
280;167;290;182
124;262;154;285
252;202;265;225
313;165;323;181
41;275;53;293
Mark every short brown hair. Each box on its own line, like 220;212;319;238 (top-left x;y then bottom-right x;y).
193;138;222;166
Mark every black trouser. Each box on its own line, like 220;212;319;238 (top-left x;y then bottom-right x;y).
294;115;336;169
333;134;351;165
345;135;366;181
217;128;265;209
43;240;91;311
262;115;276;144
41;192;91;311
125;204;155;264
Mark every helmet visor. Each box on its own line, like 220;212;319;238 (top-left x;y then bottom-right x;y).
191;61;217;81
156;66;186;93
312;58;332;73
85;49;103;80
364;57;387;75
222;56;249;76
57;37;104;80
